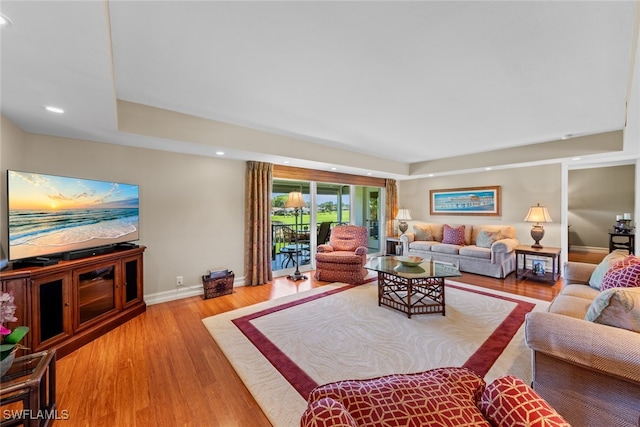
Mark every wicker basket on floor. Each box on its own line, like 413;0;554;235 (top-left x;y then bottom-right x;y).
202;272;234;299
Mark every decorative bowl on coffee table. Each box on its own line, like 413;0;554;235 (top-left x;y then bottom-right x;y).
394;256;424;267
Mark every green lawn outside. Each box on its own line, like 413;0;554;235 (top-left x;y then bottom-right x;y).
271;211;350;227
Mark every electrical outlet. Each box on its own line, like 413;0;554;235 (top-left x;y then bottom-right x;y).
176;276;184;287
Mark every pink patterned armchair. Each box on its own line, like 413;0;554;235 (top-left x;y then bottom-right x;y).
315;225;368;284
300;367;571;427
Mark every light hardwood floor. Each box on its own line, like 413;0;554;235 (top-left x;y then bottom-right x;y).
55;254;602;426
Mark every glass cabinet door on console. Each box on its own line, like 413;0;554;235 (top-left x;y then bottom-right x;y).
73;261;120;331
122;254;143;308
31;272;72;352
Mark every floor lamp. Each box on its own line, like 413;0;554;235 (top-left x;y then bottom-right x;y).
285;191;307;281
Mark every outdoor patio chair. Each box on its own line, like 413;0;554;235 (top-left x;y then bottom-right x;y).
317;221;332;245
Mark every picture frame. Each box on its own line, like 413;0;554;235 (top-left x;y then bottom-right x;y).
429;186;501;216
532;260;546;276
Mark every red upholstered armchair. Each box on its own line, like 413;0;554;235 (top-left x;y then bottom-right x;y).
315;225;368;284
300;367;571;427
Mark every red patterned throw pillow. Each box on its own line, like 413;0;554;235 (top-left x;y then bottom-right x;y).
442;224;466;245
300;398;358;427
600;255;640;291
479;375;571;427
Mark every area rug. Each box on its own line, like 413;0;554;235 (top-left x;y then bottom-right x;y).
202;280;549;427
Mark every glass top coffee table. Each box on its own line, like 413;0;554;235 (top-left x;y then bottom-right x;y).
365;256;461;318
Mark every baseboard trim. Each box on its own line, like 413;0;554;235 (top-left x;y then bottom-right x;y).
145;276;246;305
569;245;608;253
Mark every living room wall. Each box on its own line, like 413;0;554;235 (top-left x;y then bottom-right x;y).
1;115;564;299
398;164;563;248
0;116;246;302
3;110;636;300
568;164;635;249
0;116;27;267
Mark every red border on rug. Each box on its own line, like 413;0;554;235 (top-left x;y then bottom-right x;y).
231;280;536;399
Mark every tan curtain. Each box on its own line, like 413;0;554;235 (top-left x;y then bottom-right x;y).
385;179;398;237
245;161;273;285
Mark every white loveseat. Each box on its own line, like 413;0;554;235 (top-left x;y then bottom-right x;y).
400;222;520;278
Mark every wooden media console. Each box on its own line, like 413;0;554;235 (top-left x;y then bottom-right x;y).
0;246;146;358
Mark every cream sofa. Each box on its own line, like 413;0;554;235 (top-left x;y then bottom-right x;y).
399;222;519;278
524;251;640;427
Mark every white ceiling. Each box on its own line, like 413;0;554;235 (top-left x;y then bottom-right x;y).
1;1;638;179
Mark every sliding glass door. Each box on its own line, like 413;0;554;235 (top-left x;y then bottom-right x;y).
271;179;383;276
271;180;311;276
352;186;382;255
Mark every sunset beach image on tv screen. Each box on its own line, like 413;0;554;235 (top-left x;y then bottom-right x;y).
8;171;139;261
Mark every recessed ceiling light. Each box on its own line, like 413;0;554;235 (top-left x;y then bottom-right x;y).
485;167;492;171
283;160;290;164
215;151;224;156
572;157;581;161
44;106;65;114
428;174;434;177
0;13;13;27
330;167;337;171
367;172;372;176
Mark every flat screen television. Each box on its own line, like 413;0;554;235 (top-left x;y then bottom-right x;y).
7;170;139;263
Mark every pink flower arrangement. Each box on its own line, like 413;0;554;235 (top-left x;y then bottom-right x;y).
0;292;18;334
0;291;28;361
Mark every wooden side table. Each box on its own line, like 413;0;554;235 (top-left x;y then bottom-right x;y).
385;236;402;256
609;231;635;254
1;350;57;427
515;245;561;283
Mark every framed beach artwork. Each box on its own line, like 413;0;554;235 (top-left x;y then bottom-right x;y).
429;186;501;216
